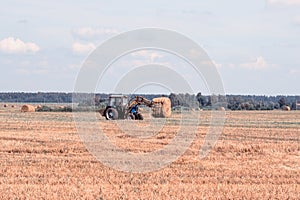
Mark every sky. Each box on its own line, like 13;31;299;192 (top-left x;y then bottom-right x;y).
0;0;299;95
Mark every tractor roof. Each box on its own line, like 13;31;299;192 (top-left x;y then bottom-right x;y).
109;94;128;98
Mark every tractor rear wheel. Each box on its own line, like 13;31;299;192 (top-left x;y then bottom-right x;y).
105;108;118;120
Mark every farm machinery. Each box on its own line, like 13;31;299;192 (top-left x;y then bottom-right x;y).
99;94;171;120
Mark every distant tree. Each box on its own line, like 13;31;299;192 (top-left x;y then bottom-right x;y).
267;102;275;110
169;93;180;107
196;92;206;108
274;103;280;109
278;97;286;108
291;102;297;110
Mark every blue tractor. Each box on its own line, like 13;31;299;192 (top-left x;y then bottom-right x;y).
100;95;152;120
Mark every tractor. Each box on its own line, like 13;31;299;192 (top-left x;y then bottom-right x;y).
99;94;171;120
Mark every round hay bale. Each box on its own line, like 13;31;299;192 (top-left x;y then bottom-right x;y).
56;105;66;111
152;97;171;118
217;107;225;111
3;104;8;108
11;105;16;108
21;105;36;112
282;105;290;111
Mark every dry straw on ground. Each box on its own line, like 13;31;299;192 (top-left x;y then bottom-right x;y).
21;105;36;112
0;110;299;199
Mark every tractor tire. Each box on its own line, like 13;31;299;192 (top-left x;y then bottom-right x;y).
127;113;135;120
136;113;144;120
105;108;118;120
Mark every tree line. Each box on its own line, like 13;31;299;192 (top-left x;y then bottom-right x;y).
169;93;300;110
0;92;299;110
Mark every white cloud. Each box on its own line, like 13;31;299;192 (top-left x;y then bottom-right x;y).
0;37;40;54
294;16;300;25
189;49;205;59
267;0;300;6
72;42;95;54
16;68;48;75
68;64;80;70
212;60;222;68
200;60;222;68
131;50;163;62
240;56;276;70
289;68;300;75
72;27;119;40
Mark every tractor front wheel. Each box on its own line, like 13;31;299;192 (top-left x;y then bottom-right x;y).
136;113;144;120
127;113;135;120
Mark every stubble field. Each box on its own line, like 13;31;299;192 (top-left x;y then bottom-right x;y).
0;105;299;199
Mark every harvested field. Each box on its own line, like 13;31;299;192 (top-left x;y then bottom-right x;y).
0;106;299;199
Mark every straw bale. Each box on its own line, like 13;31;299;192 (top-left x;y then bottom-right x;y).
282;105;290;111
152;97;171;117
21;105;36;112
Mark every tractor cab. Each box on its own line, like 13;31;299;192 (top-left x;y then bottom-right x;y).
102;94;129;120
108;94;128;107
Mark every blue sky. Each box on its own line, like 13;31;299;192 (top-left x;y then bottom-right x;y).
0;0;299;95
